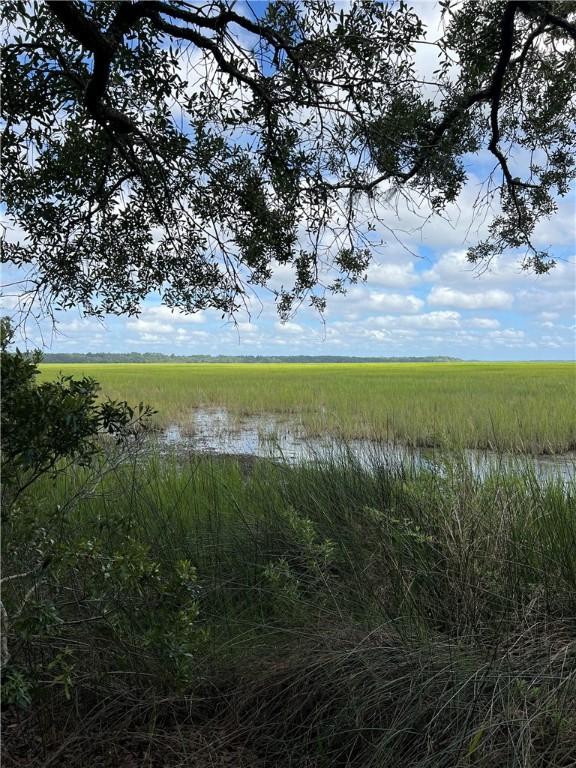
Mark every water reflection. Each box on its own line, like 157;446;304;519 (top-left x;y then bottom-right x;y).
159;407;575;483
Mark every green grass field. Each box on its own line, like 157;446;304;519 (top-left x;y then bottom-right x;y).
40;362;576;453
6;361;576;765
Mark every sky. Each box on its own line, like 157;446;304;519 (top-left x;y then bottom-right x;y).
2;1;575;361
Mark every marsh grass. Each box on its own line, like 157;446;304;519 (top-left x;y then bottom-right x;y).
3;449;576;766
39;362;576;454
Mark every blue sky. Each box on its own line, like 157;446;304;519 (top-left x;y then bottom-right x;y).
5;194;574;360
2;2;575;361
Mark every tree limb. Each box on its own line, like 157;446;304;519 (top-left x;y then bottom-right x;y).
517;1;576;41
487;2;519;198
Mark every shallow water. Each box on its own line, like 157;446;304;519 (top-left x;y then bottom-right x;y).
156;408;576;483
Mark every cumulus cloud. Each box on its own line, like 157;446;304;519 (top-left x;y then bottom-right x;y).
424;250;491;284
532;198;576;247
515;289;575;314
425;250;575;293
369;311;461;330
428;286;513;310
470;317;500;329
126;319;175;334
489;329;525;340
365;261;421;289
366;292;424;313
134;333;165;343
140;305;205;324
57;318;103;333
364;329;391;342
265;261;298;291
236;321;258;334
368;175;496;252
174;328;210;340
275;321;305;334
485;329;527;347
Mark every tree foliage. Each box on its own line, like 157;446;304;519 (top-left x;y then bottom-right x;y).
2;0;575;319
0;318;153;506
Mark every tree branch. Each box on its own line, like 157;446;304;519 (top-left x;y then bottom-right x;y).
46;1;151;132
487;2;519;196
39;0;576;238
517;1;576;41
327;0;564;202
45;0;281;130
149;13;273;104
45;0;111;53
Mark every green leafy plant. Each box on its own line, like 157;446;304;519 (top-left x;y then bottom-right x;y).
1;317;154;508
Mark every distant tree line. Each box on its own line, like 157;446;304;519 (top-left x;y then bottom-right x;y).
41;353;462;364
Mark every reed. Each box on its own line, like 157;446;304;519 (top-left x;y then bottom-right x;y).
39;361;576;453
4;449;576;766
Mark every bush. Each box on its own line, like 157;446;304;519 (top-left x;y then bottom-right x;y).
0;317;153;509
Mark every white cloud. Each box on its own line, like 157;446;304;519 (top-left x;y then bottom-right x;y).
236;321;258;334
428;286;513;310
489;329;525;340
174;328;210;340
425;250;575;294
135;333;165;343
484;329;527;347
369;311;461;330
126;319;175;334
424;250;491;284
366;292;424;313
141;305;205;324
365;261;421;289
266;261;298;291
365;329;391;342
532;198;576;247
369;175;495;251
469;317;500;329
57;318;103;333
515;289;575;314
403;311;461;329
275;321;304;334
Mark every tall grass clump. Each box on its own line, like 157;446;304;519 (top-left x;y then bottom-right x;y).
3;449;576;766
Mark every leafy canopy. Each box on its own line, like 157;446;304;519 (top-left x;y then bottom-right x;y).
2;0;575;319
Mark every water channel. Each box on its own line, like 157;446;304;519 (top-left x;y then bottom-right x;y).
156;407;575;483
